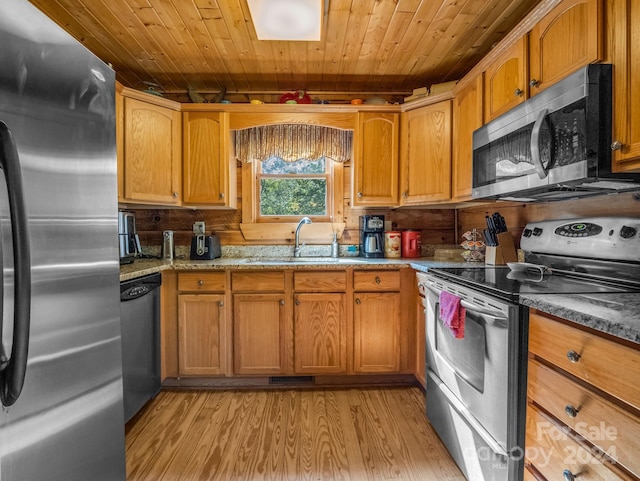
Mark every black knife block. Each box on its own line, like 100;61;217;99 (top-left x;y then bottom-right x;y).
485;232;517;265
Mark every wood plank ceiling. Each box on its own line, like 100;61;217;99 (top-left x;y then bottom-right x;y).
29;0;542;97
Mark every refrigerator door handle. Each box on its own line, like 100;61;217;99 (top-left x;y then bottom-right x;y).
0;120;32;407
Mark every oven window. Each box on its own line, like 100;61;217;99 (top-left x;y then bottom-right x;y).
435;306;485;392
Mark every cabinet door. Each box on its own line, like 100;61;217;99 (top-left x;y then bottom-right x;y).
452;76;483;201
294;293;346;374
529;0;602;96
178;294;226;376
610;0;640;171
182;111;236;207
352;112;399;207
399;101;452;205
353;292;400;373
233;293;287;374
484;36;527;121
122;97;181;204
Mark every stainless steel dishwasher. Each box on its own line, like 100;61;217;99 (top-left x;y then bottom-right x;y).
120;273;162;422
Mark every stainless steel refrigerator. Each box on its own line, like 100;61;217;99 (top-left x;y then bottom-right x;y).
0;0;126;479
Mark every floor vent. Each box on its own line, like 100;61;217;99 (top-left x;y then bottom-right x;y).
269;376;314;385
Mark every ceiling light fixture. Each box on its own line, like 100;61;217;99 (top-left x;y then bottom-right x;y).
247;0;323;41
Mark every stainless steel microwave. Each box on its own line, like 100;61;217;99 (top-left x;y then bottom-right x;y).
472;64;640;201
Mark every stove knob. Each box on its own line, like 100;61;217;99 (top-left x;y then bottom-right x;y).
620;225;637;239
533;227;543;237
522;228;532;238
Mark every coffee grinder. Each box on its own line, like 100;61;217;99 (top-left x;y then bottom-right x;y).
359;215;385;258
190;221;222;260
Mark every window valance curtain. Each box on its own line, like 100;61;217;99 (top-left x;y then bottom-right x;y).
234;124;352;163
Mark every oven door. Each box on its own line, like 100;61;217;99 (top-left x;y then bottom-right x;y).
423;274;523;450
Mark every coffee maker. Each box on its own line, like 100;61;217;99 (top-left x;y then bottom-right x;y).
360;215;385;258
118;211;141;264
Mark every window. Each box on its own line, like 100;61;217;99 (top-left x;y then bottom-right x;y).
257;156;331;221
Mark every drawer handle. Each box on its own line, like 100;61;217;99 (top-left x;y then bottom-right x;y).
563;469;577;481
566;350;581;363
565;405;579;418
198;280;205;286
355;298;361;305
375;276;381;284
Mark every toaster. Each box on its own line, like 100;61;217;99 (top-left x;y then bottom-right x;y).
190;234;221;260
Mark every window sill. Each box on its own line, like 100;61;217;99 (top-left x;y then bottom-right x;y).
240;222;345;243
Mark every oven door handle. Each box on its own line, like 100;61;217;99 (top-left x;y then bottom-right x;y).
460;300;507;320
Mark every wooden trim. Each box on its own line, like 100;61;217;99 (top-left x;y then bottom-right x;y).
229;111;358;130
239;222;346;243
119;85;182;110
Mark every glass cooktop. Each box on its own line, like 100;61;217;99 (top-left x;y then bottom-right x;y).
430;266;640;302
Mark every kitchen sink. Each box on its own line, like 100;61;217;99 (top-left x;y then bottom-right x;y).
238;256;370;264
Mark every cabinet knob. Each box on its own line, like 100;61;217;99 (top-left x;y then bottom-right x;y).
611;140;623;151
198;280;205;286
375;276;381;284
218;301;224;307
295;299;300;305
357;192;363;198
280;299;285;306
566;350;581;363
402;191;408;197
563;469;577;481
173;192;179;198
514;88;524;97
529;79;540;87
219;192;225;199
565;404;579;418
355;298;361;305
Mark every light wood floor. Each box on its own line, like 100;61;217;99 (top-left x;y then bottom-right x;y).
125;386;465;481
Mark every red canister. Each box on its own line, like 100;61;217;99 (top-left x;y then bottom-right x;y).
401;230;422;257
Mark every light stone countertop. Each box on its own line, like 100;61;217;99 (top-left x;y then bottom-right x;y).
120;257;640;345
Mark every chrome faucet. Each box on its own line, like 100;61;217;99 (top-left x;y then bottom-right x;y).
294;217;312;257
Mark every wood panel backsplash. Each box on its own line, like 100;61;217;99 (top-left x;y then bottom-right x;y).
131;158;639;250
132;164;457;248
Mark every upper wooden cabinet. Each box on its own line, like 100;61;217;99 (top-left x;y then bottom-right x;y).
182;111;236;208
399;100;452;204
483;36;528;122
352;112;399;207
609;0;640;172
452;76;483;201
528;0;603;95
117;90;182;205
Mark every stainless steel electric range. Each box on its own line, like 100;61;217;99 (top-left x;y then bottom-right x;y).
418;217;640;481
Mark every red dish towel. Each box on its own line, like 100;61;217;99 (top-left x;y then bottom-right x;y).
439;291;466;339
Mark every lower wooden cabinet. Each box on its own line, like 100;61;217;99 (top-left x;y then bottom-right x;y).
526;311;640;481
233;293;288;375
353;292;400;373
294;293;347;374
163;267;415;382
177;294;226;376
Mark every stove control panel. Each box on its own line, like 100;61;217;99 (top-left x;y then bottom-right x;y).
521;217;640;261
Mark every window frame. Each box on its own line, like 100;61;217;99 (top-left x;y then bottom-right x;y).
254;156;333;223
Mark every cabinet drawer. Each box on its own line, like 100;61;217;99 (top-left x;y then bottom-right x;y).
231;271;285;291
528;359;640;478
294;271;346;292
529;312;640;410
526;404;628;481
178;272;226;292
353;270;400;291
